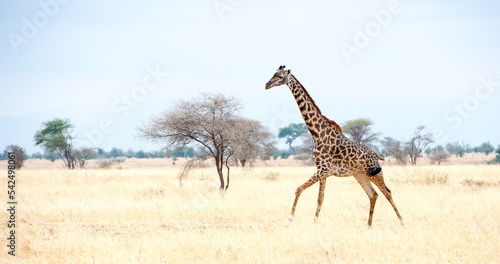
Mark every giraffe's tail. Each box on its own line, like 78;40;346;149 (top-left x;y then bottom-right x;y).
368;167;382;176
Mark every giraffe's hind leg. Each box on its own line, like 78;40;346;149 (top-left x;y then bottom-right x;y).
369;172;404;226
288;171;322;225
354;173;378;227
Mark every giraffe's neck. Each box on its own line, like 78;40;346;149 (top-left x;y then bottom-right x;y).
286;75;342;140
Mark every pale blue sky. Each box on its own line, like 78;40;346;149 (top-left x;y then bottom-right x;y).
1;0;499;154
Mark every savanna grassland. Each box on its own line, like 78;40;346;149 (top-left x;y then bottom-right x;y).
1;159;499;263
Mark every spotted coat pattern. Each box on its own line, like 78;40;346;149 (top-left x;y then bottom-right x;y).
287;74;384;178
265;66;404;227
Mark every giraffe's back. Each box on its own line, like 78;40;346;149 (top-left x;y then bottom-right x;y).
314;132;382;177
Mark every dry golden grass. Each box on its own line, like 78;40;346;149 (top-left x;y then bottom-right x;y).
1;164;499;263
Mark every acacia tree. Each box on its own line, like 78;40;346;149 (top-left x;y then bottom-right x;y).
429;147;451;165
278;123;308;154
34;118;77;169
138;92;272;191
406;126;434;165
228;118;275;167
473;142;495;155
342;118;380;148
297;133;314;155
4;145;27;169
446;142;466;157
488;146;500;164
382;137;408;165
73;147;97;168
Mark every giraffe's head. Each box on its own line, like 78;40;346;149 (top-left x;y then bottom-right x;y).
265;65;291;90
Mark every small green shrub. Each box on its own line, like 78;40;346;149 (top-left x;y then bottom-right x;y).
264;171;280;181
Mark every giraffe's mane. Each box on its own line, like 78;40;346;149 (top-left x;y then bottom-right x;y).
290;75;343;133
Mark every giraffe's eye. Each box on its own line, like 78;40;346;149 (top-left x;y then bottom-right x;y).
278;76;284;79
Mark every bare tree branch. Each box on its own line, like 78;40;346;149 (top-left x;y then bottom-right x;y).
137;92;275;191
406;126;434;165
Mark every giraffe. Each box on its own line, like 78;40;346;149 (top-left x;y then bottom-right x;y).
265;65;404;227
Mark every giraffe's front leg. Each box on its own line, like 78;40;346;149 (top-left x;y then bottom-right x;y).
287;173;321;225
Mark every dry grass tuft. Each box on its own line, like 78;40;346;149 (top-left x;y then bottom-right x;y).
264;170;280;181
134;187;166;200
390;167;449;185
461;178;500;188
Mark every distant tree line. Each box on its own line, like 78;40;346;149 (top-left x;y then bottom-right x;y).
423;141;496;165
6;147;204;161
2;105;500;177
275;121;500;166
2;119;499;168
